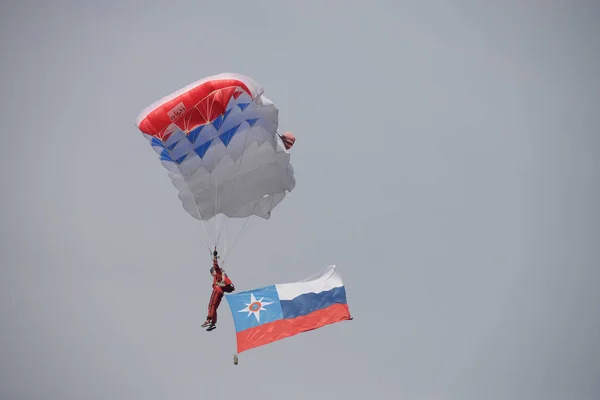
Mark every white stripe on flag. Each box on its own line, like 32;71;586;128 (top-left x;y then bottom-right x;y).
275;265;344;301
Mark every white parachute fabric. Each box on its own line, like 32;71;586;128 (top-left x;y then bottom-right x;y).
145;78;295;221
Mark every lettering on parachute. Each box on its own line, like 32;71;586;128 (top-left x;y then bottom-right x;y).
168;102;186;121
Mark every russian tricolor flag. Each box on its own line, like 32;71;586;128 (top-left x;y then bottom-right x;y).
225;265;352;353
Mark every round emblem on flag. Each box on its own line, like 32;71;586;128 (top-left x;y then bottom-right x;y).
238;293;273;322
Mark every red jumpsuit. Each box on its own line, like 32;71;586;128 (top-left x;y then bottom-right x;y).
206;259;234;324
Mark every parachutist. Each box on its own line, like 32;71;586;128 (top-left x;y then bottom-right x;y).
201;248;235;331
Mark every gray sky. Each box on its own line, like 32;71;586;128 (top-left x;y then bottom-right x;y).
1;1;599;399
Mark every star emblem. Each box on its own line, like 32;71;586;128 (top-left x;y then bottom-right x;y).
238;293;273;323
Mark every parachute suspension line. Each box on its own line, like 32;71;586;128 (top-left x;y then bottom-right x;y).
194;168;213;257
216;215;229;256
172;98;214;256
224;217;228;260
216;107;257;262
196;186;212;256
200;219;212;254
164;127;212;256
186;101;213;256
213;144;220;251
212;156;229;255
221;203;258;268
221;216;252;268
213;86;239;255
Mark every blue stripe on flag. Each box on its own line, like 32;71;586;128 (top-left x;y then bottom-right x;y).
279;286;347;320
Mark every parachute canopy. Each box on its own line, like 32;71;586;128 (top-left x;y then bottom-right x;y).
135;73;296;224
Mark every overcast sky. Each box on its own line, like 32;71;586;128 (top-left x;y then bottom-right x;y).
1;1;599;399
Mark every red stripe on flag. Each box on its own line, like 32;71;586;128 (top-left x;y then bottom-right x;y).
235;303;351;353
